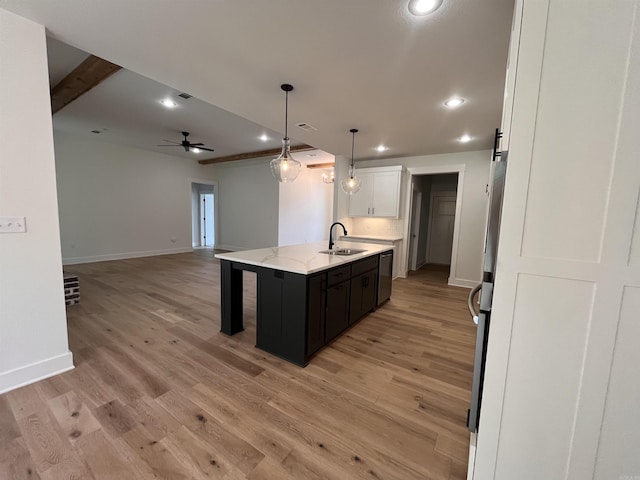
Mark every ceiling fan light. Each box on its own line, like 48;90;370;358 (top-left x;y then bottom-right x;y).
160;99;177;108
270;137;301;183
191;147;201;153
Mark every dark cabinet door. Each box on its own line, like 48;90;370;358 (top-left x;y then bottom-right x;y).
350;269;379;324
325;281;350;342
307;273;326;356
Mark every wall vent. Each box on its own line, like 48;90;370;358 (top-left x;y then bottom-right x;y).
296;122;317;132
178;92;192;99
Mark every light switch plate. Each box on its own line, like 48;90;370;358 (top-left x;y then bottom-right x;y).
0;216;27;233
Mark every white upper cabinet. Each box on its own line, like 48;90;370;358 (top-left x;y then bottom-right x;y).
348;166;402;218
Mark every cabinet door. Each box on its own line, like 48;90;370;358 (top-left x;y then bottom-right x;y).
325;281;350;341
349;269;379;324
306;273;326;356
348;172;373;217
371;171;401;217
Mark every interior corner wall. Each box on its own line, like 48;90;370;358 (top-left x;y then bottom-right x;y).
356;150;490;284
208;157;279;250
0;9;73;393
54;131;217;263
278;163;334;246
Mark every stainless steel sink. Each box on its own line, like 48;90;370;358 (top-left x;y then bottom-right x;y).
318;248;367;256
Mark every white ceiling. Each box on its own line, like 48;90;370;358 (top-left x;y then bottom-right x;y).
1;0;514;162
47;38;333;162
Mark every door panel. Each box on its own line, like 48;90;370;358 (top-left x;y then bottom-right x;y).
428;195;456;265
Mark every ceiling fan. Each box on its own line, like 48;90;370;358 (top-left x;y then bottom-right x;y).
157;131;214;153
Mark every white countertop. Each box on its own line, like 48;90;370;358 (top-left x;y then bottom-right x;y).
340;234;403;242
214;240;394;275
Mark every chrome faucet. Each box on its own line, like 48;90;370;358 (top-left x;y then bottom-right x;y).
328;222;347;250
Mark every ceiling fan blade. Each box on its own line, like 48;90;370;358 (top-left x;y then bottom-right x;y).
161;139;181;144
196;147;215;152
157;144;181;147
189;143;204;146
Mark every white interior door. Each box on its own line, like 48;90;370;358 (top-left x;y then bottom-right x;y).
409;190;422;271
427;194;457;265
200;193;214;247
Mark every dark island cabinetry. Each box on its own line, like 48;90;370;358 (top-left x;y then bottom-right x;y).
349;256;379;324
219;249;393;366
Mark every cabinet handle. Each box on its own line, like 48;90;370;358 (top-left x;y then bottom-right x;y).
368;207;370;215
372;207;375;215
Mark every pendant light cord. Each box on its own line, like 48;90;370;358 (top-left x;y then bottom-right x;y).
284;90;289;140
351;131;355;168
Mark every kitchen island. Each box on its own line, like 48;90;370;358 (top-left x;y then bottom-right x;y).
215;241;393;366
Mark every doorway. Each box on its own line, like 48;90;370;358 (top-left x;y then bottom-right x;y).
200;193;214;247
191;182;216;248
406;173;459;282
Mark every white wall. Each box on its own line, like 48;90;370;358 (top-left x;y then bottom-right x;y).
350;150;491;285
278;165;334;246
0;9;73;393
54;131;217;263
475;0;640;478
209;157;279;250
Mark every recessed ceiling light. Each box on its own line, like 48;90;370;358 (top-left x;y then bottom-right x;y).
458;134;473;143
160;99;177;108
191;147;201;153
444;97;465;108
259;134;269;142
408;0;443;16
376;145;388;152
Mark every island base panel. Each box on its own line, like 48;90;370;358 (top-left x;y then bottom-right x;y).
220;260;244;335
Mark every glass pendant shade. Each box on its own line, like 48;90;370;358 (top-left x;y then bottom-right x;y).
271;83;301;183
270;137;301;183
341;167;362;195
341;128;361;195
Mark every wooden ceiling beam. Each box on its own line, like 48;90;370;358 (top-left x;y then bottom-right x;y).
198;144;315;165
306;162;334;169
51;55;122;114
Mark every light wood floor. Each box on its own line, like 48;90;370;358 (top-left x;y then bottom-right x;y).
0;255;475;479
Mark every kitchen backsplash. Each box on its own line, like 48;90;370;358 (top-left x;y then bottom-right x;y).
351;217;404;237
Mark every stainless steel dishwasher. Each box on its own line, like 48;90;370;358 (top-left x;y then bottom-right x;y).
377;251;393;305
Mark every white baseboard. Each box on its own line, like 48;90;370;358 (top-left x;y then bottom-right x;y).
62;247;193;265
449;277;480;288
0;351;74;394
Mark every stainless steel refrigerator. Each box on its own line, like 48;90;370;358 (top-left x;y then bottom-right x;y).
467;133;507;433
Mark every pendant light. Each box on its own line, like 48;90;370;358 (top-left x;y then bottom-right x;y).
270;84;301;183
341;128;362;195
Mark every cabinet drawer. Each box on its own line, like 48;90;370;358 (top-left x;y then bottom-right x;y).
327;265;351;286
351;256;379;277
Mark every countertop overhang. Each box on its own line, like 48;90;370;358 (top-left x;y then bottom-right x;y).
214;241;394;275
